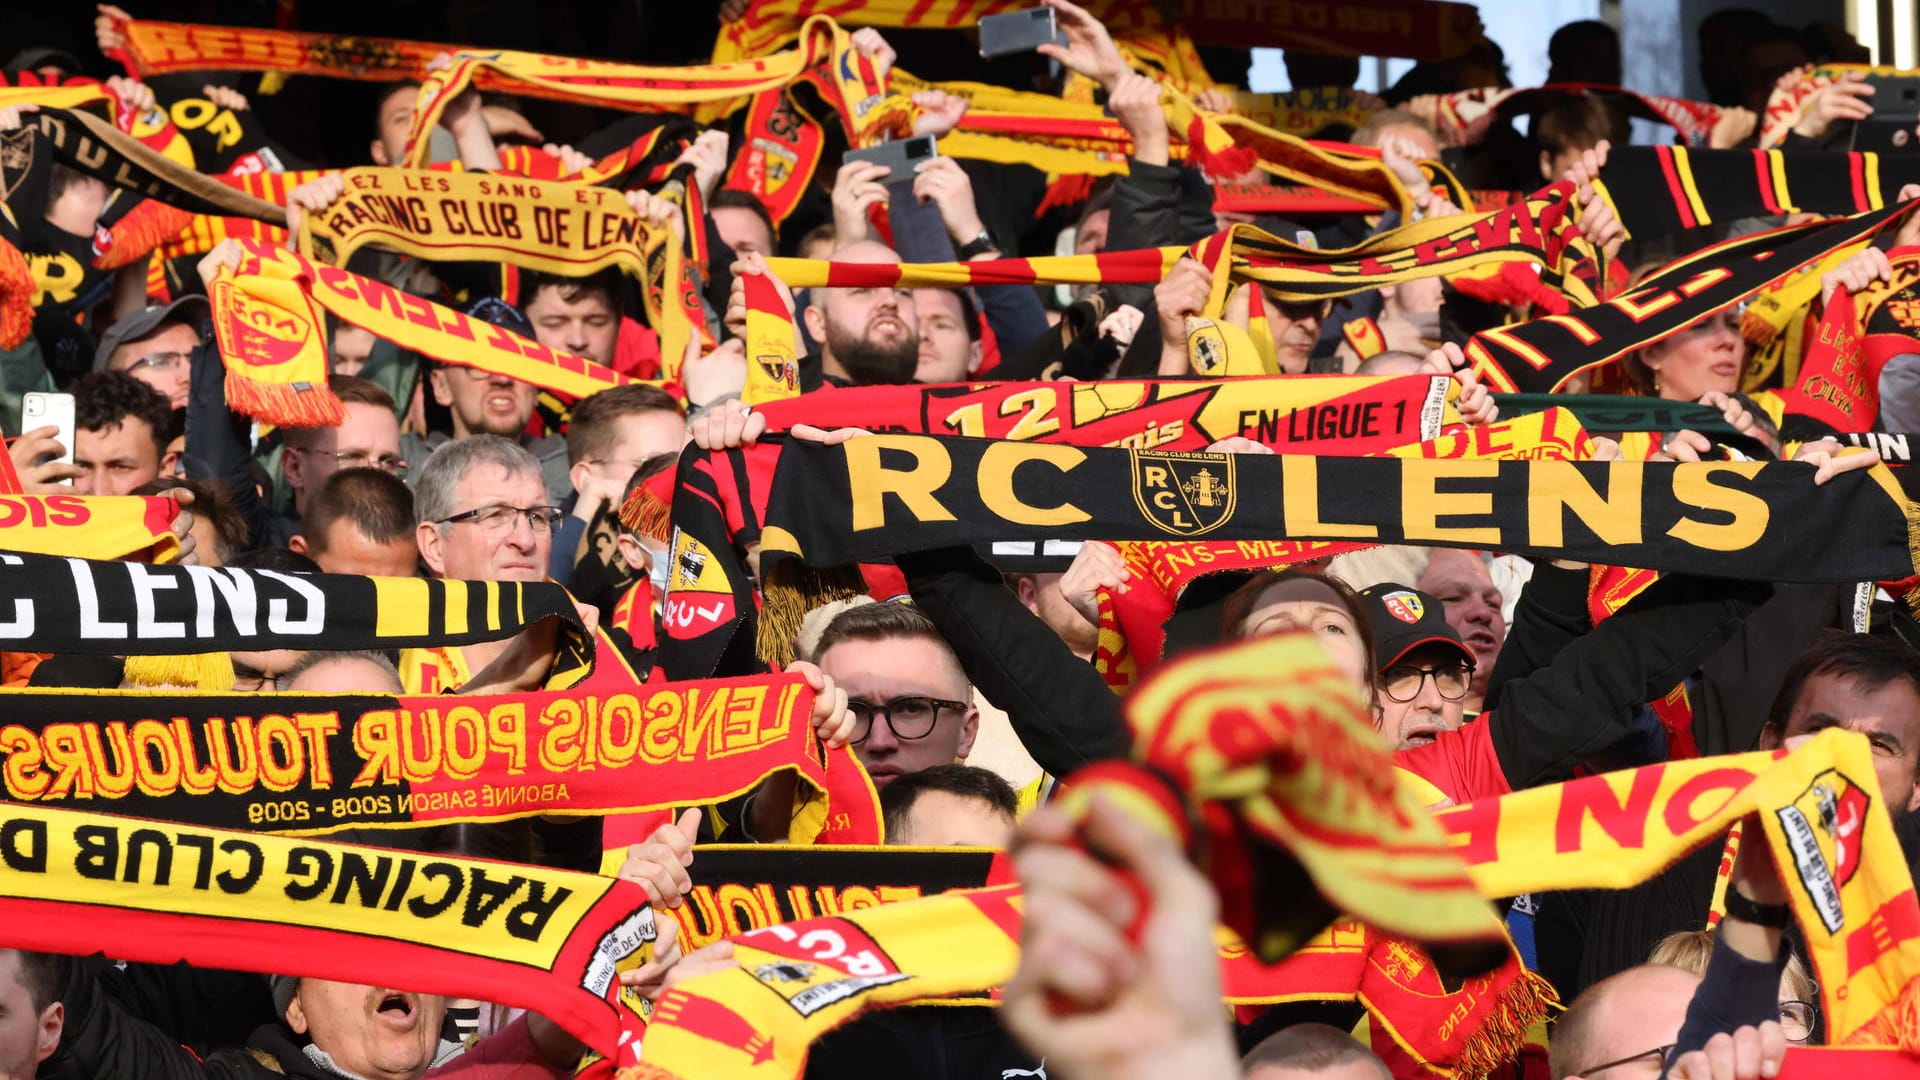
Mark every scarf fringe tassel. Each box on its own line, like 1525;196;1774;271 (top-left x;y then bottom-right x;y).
1905;500;1920;601
1450;968;1559;1080
757;561;869;670
122;652;236;692
1185;117;1257;182
621;485;675;544
224;371;347;429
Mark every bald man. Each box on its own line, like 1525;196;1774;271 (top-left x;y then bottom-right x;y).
1550;964;1703;1079
800;240;919;386
1243;1023;1389;1080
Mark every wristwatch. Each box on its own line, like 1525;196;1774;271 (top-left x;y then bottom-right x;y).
955;228;998;260
1723;888;1791;928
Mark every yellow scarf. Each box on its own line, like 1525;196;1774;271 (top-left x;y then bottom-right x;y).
209;239;644;425
0;496;181;563
1440;730;1920;1047
401;17;896;162
297;166;694;378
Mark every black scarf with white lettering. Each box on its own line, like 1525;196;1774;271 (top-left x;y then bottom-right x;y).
0;552;593;680
674;436;1918;669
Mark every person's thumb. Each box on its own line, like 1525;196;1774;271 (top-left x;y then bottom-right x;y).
675;807;703;845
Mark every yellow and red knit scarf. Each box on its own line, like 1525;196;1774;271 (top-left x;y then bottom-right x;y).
1440;730;1920;1047
0;497;180;563
208;238;644;425
296;166;698;377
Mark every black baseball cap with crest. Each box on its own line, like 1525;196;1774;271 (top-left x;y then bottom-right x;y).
1359;583;1475;670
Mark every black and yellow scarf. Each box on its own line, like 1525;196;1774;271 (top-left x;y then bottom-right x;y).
664;435;1917;674
1469;198;1917;394
0;552;598;684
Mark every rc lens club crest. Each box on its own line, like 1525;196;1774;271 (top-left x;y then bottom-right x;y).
1130;450;1236;536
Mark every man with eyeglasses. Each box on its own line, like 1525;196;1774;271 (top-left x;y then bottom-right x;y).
1549;814;1796;1080
402;435;572;693
740;601;979;841
1359;585;1475;751
94;296;208;409
281;376;406;520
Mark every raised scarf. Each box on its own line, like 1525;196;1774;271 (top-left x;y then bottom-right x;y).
0;672;881;845
209;238;642;425
726;433;1918;669
1759;64;1916;148
296;166;695;377
1212;183;1520;218
633;733;1920;1079
1435;84;1727;147
399;18;890;166
136;132;688;274
722;89;827;227
1778;248;1920;435
672;844;1002;955
634;631;1524;1080
16;107;283;223
0;551;596;684
747;374;1458;453
0;498;180;563
106;17;462;85
923;82;1435;208
636;705;1920;1078
1599;145;1920;237
765;184;1590;307
1466;198;1917;394
1227;86;1376;137
1092;407;1596;691
710;0;1480;69
101;13;1432;217
666;844;1544;1077
741;272;801;405
0;800;659;1065
1440;729;1920;1048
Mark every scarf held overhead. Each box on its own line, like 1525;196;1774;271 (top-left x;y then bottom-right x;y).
746;374;1459;454
20;108;284;223
0;550;588;656
768;186;1593;306
1439;730;1920;1048
298;167;695;376
211;238;641;425
635;632;1524;1080
0;802;658;1064
1466;198;1918;394
751;432;1917;625
0;673;881;845
662;432;1915;673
